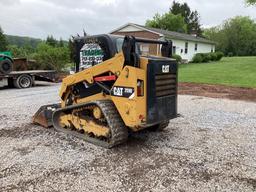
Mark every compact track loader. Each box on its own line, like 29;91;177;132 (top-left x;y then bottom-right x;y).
33;34;178;148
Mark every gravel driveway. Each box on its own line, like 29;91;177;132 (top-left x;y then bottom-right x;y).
0;82;256;192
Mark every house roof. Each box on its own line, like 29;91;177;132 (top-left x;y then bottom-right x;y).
110;23;215;44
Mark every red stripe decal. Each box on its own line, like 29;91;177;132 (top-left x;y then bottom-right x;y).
94;75;116;82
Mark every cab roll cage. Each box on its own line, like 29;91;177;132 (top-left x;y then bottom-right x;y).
122;35;173;68
73;35;173;72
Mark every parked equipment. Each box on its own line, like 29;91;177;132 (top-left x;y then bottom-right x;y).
0;52;13;74
33;34;178;148
0;52;56;89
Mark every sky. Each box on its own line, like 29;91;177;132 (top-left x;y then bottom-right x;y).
0;0;255;40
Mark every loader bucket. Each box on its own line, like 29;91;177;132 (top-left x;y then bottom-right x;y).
32;104;60;128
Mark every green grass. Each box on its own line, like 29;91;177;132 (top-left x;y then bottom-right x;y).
178;56;256;88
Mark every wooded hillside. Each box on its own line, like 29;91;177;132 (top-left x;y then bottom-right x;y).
5;35;42;48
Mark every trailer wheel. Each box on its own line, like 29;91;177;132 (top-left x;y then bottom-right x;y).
14;74;33;89
0;59;13;74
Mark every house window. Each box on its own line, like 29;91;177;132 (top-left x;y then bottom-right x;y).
211;45;213;52
195;43;198;51
173;46;176;54
181;49;183;54
185;42;188;54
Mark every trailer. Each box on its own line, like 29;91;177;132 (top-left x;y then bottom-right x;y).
0;52;57;89
0;70;57;89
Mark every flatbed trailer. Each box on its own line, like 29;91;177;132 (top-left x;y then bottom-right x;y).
0;70;57;89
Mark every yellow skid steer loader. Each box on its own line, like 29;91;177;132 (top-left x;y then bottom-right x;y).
33;34;178;148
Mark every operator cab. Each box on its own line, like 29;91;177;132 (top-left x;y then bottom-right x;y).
73;34;173;72
73;34;126;72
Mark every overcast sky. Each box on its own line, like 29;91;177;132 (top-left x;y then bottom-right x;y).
0;0;255;40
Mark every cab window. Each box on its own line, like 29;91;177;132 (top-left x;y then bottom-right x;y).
116;38;124;52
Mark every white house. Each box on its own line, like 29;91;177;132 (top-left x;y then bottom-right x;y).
110;23;215;61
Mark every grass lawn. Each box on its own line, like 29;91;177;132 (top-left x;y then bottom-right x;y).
178;56;256;88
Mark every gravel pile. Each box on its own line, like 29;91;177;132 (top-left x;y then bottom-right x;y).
0;83;256;192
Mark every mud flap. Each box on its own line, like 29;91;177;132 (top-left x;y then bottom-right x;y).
32;104;60;128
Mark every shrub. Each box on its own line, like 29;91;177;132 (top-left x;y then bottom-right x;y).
172;54;182;63
32;42;70;71
209;52;218;61
192;52;224;63
227;52;233;57
192;53;203;63
201;53;211;62
216;51;224;60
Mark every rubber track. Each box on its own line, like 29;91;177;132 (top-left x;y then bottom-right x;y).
99;100;128;147
52;100;128;148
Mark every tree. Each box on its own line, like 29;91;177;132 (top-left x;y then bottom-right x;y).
7;44;35;58
59;38;64;47
33;42;70;71
0;26;8;51
46;35;58;47
204;16;256;56
146;13;187;33
7;45;25;58
189;11;203;36
68;38;75;62
170;1;202;36
170;1;191;24
246;0;256;5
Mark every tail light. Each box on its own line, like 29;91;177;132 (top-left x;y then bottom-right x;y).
137;80;144;96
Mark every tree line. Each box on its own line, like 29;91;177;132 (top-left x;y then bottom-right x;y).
146;1;202;36
204;16;256;56
6;35;41;48
146;1;256;57
0;0;255;70
247;0;256;5
0;28;71;71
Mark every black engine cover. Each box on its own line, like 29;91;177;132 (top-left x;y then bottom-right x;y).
146;57;178;124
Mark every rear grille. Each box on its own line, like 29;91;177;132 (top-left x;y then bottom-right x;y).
155;73;176;97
